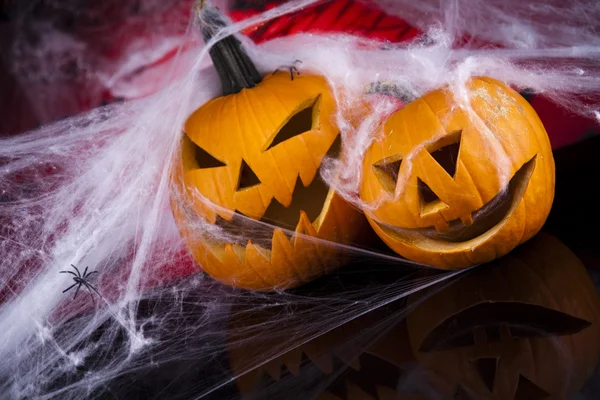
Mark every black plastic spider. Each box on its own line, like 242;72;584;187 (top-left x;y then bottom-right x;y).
272;59;302;80
60;264;101;303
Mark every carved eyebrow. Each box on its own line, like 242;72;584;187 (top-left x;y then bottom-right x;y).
194;144;227;168
418;302;591;352
264;95;320;152
182;133;226;170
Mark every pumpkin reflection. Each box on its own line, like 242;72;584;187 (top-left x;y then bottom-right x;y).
228;233;600;399
407;232;600;399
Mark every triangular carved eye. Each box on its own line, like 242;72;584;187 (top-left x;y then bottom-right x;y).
427;130;462;178
418;178;440;204
372;156;402;194
513;375;550;400
418;178;448;217
265;96;320;151
194;143;226;168
237;159;261;190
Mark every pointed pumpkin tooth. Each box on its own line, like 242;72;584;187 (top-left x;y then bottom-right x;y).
334;350;361;371
271;228;304;288
263;359;282;381
245;241;278;288
222;243;270;290
303;342;334;374
181;240;224;279
295;210;318;237
282;347;303;376
500;325;511;341
433;217;451;233
234;368;262;394
290;211;320;282
310;191;345;264
460;213;474;226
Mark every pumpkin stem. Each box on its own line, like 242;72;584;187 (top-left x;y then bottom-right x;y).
198;4;262;95
365;81;418;103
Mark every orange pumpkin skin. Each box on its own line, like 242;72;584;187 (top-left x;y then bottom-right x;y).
406;233;600;399
360;77;555;269
171;72;365;291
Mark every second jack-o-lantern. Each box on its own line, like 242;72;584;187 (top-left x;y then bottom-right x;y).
360;77;555;269
170;7;365;291
406;233;600;399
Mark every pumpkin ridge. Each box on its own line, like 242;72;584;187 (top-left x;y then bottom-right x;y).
245;77;282;144
467;81;520;183
399;102;421;228
215;97;237;217
242;86;295;206
458;160;485;215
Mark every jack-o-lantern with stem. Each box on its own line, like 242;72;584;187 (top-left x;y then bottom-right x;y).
360;77;555;269
170;5;366;291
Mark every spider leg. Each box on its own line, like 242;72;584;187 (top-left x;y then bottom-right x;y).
83;266;89;277
60;271;78;277
62;282;79;293
71;265;82;278
85;271;99;278
272;64;286;76
73;283;82;299
83;281;102;297
87;289;96;306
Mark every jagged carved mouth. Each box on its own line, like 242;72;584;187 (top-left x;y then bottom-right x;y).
212;135;341;245
376;155;537;247
419;302;591;353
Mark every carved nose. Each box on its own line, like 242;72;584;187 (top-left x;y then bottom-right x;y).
236;159;261;191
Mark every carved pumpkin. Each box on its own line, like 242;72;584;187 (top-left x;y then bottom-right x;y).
406;232;600;399
170;7;364;291
360;77;555;269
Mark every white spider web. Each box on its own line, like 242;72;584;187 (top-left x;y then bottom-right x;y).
1;0;600;398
